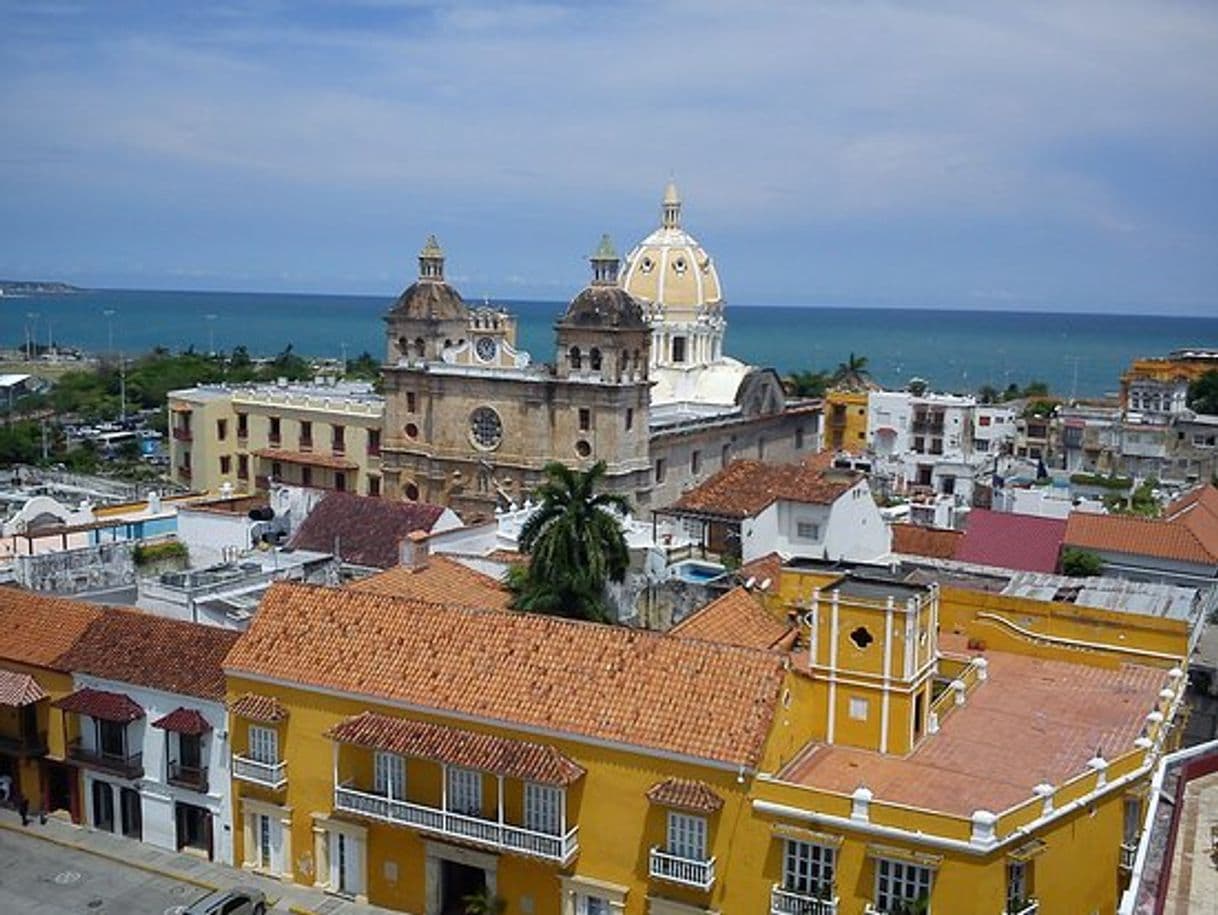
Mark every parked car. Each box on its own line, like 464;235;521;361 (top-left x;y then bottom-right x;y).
182;887;267;915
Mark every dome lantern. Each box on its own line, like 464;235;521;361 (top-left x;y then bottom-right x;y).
662;181;682;229
418;234;445;282
590;234;621;286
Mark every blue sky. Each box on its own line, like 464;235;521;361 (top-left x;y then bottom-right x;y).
2;1;1216;313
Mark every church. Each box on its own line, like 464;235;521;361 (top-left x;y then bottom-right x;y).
379;184;819;517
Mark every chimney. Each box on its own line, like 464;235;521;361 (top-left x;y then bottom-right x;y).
399;529;430;571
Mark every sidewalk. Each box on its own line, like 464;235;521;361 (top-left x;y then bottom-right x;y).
0;807;403;914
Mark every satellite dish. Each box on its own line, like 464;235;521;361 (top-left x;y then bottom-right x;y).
745;577;756;589
760;578;772;591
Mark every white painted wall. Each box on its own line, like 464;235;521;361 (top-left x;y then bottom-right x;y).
176;508;257;567
74;673;233;865
742;480;890;563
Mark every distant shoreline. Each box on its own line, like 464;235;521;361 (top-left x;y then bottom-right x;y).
0;281;84;296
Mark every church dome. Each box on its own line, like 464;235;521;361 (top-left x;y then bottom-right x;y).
388;235;468;321
560;235;648;330
620;183;723;322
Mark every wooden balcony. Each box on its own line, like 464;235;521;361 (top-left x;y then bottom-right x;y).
333;783;579;864
0;730;48;758
172;427;193;442
649;846;715;891
233;754;287;790
67;740;143;780
167;761;209;793
1120;841;1137;872
772;885;839;915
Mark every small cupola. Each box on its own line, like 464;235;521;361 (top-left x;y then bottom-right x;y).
590;234;621;286
661;181;682;229
418;235;445;282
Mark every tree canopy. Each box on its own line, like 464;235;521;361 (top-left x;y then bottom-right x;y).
1188;370;1218;415
831;352;871;390
508;461;631;623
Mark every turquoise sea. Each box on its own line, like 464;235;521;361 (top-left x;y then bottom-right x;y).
4;288;1217;398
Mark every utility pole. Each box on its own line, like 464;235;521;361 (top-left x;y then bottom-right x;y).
119;358;127;423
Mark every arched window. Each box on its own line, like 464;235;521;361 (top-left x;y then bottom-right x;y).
589;348;602;371
569;346;582;370
413;337;426;358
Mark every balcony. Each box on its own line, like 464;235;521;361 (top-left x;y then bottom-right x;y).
177;466;192;481
172;426;193;442
333;783;579;864
649;846;715;891
1120;842;1137;872
233;754;287;790
0;730;48;758
1005;900;1039;915
67;740;143;780
167;762;209;793
772;885;839;915
299;436;313;452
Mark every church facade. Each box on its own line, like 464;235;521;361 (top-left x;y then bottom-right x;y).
379;187;819;518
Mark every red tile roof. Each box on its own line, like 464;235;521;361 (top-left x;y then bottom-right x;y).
229;693;288;723
890;523;964;560
53;686;144;723
349;556;510;611
152;707;213;735
646;778;725;813
290;491;447;569
672;461;863;520
954;509;1067;573
1064;507;1218;566
671;587;793;652
57;610;240;702
225;583;786;768
0;669;49;707
738;552;784;588
0;589;104;671
328;711;585;786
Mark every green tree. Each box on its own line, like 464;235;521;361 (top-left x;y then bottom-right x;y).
831;352;871;390
1061;548;1103;577
1188;370;1218;415
1022;380;1050;398
976;384;999;404
784;369;830;398
510;461;631;623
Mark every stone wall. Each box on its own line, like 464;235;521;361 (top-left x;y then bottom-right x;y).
14;540;136;594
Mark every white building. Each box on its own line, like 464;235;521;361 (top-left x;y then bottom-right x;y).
53;611;240;864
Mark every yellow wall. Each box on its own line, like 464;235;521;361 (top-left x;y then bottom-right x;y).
824;390;869;452
0;662;80;810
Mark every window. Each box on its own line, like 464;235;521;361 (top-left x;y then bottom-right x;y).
672;336;687;363
374;751;406;800
1123;797;1142;845
795;427;805;450
99;719;126;758
469;406;503;450
524;782;561;836
237;412;248;439
248;726;278;764
269;416;281;445
784;839;836;897
849;697;870;720
332;425;345;454
406;391;417;413
335;471;346;492
796;521;820;540
690;450;701;474
979;415;991;427
271;461;282;479
301;466;313;488
368;429;380;456
722;443;731;466
576;897;610;915
849;626;874;649
625;407;634;431
367;476;380;497
569;347;582;370
237;454;249;479
875;858;932;912
654;458;666;484
578;408;591;432
589;348;602;371
667;812;707;861
1006;860;1030;912
299;421;313;448
216;419;227;441
757;436;766;459
447;767;481;816
219;455;232;475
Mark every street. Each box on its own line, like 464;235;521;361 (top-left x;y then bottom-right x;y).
0;827;210;915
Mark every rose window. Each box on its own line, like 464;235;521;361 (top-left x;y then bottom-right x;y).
469;406;503;450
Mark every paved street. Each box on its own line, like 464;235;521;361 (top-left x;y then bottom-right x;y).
0;827;209;915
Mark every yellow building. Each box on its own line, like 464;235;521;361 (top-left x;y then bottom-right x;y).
217;551;1190;915
1119;348;1218;414
824;390;869;453
168;379;384;496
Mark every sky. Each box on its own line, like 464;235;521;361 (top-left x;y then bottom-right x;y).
1;1;1217;314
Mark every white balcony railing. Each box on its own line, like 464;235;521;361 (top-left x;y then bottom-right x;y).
1005;900;1040;915
233;754;288;789
1120;842;1137;871
333;783;579;864
649;846;715;891
772;884;839;915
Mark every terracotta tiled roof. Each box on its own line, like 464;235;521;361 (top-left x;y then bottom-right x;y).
738;552;784;588
671;587;792;652
290;492;447;569
1165;483;1218;522
1064;510;1218;566
672;461;863;520
254;448;358;471
57;610;240;702
0;669;49;707
782;651;1166;816
152;707;213;735
646;777;725;813
229;693;288;723
350;556;510;611
53;686;144;723
0;588;104;671
225;583;786;768
954;510;1067;573
328;711;585;786
890;523;963;560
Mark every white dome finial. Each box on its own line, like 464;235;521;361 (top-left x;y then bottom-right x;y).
662;181;681;228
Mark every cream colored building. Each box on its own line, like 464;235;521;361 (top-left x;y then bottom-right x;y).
168;380;384;497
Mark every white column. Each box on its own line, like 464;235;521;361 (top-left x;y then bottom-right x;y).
497;774;504;828
827;589;840;744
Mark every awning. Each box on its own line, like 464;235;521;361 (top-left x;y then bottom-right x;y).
152;707;213;735
52;687;144;723
866;843;943;868
1008;838;1047;862
229;693;288;723
327;711;585;787
254;448;358;471
0;670;49;707
646;777;724;813
771;823;845;847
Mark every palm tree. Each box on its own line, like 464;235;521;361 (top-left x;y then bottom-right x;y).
783;369;830;398
831;352;871;390
510;460;631;623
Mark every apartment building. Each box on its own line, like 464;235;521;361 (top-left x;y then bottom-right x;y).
168;379;384;497
823;389;869;452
